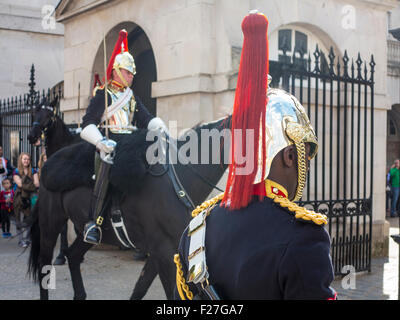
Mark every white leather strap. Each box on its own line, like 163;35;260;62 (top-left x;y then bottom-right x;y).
100;87;133;123
187;210;208;284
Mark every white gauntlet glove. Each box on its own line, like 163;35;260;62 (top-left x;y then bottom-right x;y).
147;117;169;135
81;124;117;154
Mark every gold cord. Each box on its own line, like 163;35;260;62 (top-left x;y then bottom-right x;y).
174;254;194;300
191;193;225;217
293;141;307;202
272;195;327;225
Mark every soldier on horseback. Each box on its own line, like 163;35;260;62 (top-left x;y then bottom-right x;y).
80;29;167;245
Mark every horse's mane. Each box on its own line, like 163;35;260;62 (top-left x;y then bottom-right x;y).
45;114;79;156
180;114;232;139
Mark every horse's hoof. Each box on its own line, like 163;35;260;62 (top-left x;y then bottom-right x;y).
73;294;87;300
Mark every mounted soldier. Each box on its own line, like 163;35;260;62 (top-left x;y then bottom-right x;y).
80;29;167;245
174;11;336;300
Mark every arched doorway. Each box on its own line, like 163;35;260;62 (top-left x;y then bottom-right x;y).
92;21;157;116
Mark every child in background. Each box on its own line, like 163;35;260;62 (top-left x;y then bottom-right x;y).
0;178;14;238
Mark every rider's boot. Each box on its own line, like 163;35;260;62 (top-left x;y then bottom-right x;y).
83;156;112;245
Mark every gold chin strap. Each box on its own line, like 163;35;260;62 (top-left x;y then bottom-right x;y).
293;141;307;202
114;66;129;88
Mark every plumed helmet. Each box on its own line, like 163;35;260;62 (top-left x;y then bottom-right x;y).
106;29;136;85
113;51;136;75
253;86;318;200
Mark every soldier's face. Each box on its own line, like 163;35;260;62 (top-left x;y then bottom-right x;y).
120;69;134;87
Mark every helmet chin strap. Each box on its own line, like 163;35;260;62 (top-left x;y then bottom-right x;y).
114;66;130;88
293;141;307;202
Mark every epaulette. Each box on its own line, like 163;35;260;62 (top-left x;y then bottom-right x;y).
92;84;105;97
272;196;328;226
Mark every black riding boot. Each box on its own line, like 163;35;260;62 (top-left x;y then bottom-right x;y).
83;156;112;245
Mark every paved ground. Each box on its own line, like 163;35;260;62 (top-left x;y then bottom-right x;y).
0;222;165;300
331;216;400;300
1;217;400;300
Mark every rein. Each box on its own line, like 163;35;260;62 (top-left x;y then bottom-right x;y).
185;163;225;193
148;133;225;207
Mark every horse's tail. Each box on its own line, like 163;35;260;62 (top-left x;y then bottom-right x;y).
27;200;40;282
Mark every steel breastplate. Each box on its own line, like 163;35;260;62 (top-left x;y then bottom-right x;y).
106;87;136;134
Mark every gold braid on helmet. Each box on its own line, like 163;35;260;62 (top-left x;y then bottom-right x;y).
285;119;317;202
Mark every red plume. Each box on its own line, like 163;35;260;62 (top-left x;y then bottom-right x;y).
221;12;269;210
93;73;102;89
106;29;129;80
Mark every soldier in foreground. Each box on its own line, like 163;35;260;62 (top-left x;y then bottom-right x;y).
174;11;336;300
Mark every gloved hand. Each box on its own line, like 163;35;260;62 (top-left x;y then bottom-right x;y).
96;137;117;154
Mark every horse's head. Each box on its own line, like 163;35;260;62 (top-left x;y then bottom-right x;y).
28;96;59;145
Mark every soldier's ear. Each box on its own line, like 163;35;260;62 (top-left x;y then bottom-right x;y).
282;145;297;169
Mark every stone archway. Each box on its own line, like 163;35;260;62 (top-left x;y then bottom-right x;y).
92;21;157;116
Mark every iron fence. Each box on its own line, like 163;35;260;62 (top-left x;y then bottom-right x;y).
270;45;375;275
0;64;63;168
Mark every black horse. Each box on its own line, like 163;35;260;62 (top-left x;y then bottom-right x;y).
27;97;81;266
26;97;164;297
28;113;231;300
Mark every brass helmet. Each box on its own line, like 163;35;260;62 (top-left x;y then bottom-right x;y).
254;85;318;201
113;51;136;76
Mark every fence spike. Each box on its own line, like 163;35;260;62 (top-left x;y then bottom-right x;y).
343;50;349;78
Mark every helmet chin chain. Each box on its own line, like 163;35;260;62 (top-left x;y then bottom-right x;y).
293;141;307;202
114;66;130;87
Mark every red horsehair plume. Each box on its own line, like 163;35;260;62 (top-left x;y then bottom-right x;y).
221;12;269;210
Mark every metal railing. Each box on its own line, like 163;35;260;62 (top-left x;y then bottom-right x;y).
270;45;375;275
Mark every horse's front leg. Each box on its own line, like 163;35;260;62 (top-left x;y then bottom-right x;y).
65;234;93;300
130;256;158;300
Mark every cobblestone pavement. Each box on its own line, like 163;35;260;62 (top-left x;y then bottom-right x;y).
1;218;400;300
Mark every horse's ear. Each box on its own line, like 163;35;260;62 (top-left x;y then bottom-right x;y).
40;96;49;109
50;96;59;115
50;96;59;108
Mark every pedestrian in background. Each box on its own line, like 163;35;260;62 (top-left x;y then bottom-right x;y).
0;178;14;238
13;152;39;247
0;146;13;190
390;159;400;217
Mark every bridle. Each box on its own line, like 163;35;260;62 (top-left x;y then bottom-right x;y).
32;105;55;134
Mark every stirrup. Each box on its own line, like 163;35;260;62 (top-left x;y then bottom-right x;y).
83;223;102;245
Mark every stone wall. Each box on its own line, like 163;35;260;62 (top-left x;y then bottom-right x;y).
0;0;64;98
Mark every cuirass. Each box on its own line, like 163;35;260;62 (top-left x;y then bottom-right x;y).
106;87;136;134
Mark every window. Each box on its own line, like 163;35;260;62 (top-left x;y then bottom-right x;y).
390;119;397;136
